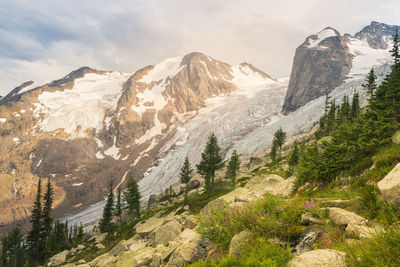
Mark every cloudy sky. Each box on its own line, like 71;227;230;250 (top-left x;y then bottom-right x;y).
1;0;399;96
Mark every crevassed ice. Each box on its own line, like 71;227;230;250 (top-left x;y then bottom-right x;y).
34;72;131;137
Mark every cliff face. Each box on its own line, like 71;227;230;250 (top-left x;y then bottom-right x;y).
282;28;352;115
282;22;397;115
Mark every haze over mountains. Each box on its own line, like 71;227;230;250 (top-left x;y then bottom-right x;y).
0;21;396;230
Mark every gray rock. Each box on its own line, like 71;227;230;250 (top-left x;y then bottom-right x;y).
377;163;400;208
228;230;252;256
301;213;323;225
188;179;201;190
329;207;367;226
289;249;346;267
149;220;182;247
48;250;69;266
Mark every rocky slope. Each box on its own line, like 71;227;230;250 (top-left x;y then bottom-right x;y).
0;52;280;232
282;21;397;114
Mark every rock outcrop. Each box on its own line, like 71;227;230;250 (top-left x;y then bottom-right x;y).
289;249;346;267
377;163;400;208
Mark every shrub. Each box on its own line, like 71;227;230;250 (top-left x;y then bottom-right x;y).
190;238;292;267
374;144;400;169
348;157;373;177
344;226;400;267
197;194;304;250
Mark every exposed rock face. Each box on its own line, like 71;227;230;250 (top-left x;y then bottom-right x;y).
354;21;398;49
289;249;346;267
282;28;352;114
377;163;400;208
282;21;397;115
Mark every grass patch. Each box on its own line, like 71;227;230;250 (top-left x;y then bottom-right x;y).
189;181;233;214
197;194;305;250
190;237;292;267
344;226;400;267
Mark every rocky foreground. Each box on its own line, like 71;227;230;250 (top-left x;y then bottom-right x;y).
47;143;400;267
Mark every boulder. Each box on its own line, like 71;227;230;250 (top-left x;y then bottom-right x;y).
166;237;207;267
200;199;229;217
175;229;199;245
329;207;367;226
94;233;107;244
218;187;252;204
289;249;346;267
345;223;383;239
150;252;163;267
109;240;128;256
392;130;400;144
148;194;161;206
377;163;400;208
301;213;323;225
182;215;197;229
188;179;201;190
95;243;105;250
131;247;155;267
244;174;295;198
149;220;182;247
135;215;165;238
89;252;114;266
48;250;69;266
127;239;147;252
228;230;252;256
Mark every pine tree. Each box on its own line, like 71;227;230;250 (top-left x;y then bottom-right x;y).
273;128;287;157
225;150;241;187
390;28;400;68
350;91;360;120
289;142;299;166
196;133;224;192
26;178;43;262
114;188;122;221
1;227;25;267
270;140;278;164
42;178;53;259
75;224;84;246
124;177;141;218
99;185;114;233
179;157;193;205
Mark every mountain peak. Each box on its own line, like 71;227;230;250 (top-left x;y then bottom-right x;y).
304;27;341;49
355;21;398;49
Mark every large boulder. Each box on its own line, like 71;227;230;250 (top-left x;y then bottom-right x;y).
228;230;252;256
345;223;383;239
244;174;295;198
289;249;346;267
131;247;155;266
301;213;323;226
109;240;128;256
166;236;208;267
377;163;400;208
247;157;263;169
218;187;252;204
188;179;201;190
48;250;69;266
135;215;166;238
149;220;182;247
329;207;367;226
200;199;229;217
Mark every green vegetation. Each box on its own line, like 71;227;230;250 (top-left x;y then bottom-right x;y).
197;194;305;250
191;238;292;267
124;176;141;218
180;156;193;205
99;185;115;233
225;149;240;187
197;133;224;191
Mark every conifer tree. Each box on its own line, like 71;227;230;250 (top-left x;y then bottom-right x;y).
270;140;278;164
197;133;224;192
99;184;114;233
350;91;360;120
289;142;299;166
124;177;141;218
273;128;287;157
1;227;25;267
115;188;122;221
179;157;193;205
390;28;400;68
42;178;53;258
225;150;241;187
26;178;43;262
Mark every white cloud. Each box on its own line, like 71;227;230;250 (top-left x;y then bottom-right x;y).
1;0;400;96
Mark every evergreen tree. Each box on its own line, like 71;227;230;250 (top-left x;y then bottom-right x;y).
99;185;114;233
115;188;122;221
225;149;241;187
197;133;224;192
48;220;70;254
42;178;53;259
179;157;193;205
26;178;43;263
288;142;299;166
270;140;278;164
75;224;84;246
350;91;360;120
124;177;141;218
273;128;287;157
390;28;400;68
1;227;25;267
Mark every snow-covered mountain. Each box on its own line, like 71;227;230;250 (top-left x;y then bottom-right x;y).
282;21;396;114
0;52;280;230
